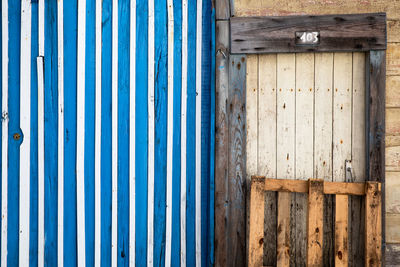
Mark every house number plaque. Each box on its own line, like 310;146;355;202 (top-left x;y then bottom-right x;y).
295;31;320;45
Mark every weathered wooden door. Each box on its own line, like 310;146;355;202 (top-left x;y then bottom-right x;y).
246;52;367;265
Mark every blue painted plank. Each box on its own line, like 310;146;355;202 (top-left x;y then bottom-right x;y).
44;0;58;265
63;1;78;265
154;0;168;264
7;1;21;265
201;0;212;265
208;8;216;267
171;0;182;265
100;0;113;265
117;0;130;265
135;0;148;262
85;0;96;265
30;2;39;266
186;0;197;265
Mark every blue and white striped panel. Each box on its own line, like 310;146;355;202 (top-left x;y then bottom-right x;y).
0;0;215;266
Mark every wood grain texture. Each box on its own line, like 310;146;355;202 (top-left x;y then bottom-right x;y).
386;136;400;147
386;213;400;243
215;20;230;267
335;195;349;267
367;51;386;183
295;53;314;266
365;182;382;267
233;0;400;20
387;44;400;76
385;243;400;265
386;76;400;108
248;177;265;267
230;13;386;54
385;172;400;213
215;0;230;20
228;55;247;267
307;180;323;267
276;54;295;267
350;52;366;267
258;54;277;265
386;146;400;172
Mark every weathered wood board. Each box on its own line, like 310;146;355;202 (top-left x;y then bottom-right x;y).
385;172;400;213
386;213;400;243
386;76;400;108
387;44;400;76
231;14;386;54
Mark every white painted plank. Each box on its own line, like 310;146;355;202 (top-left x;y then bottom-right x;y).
1;1;8;266
195;0;202;264
294;53;314;264
95;0;102;265
57;1;64;266
276;53;295;266
129;0;136;266
165;0;174;266
112;0;118;265
77;0;87;266
276;53;295;180
314;53;333;181
351;52;366;182
147;0;155;263
246;55;257;178
180;0;188;265
258;54;276;178
38;0;44;56
19;1;32;266
333;53;352;182
37;56;45;267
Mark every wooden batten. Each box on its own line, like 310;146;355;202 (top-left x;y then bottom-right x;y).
365;182;382;266
230;13;387;54
307;180;323;267
335;195;349;267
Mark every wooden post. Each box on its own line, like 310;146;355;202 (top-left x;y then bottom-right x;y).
307;179;323;267
277;192;290;267
365;182;382;267
248;177;265;267
335;195;349;266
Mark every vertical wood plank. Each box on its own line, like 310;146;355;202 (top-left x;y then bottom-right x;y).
350;52;366;266
258;54;277;265
248;177;265;267
307;179;323;267
276;54;295;267
335;194;349;267
228;54;247;267
365;182;382;267
314;53;334;266
333;52;352;182
215;20;229;267
215;0;230;20
295;53;314;265
246;54;258;266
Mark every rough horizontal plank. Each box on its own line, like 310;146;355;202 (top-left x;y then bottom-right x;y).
234;0;400;20
386;136;400;147
385;243;400;265
387;44;400;76
259;177;366;196
386;213;400;243
231;13;386;54
386;146;400;172
386;76;400;108
386;172;400;213
386;109;400;136
388;20;400;43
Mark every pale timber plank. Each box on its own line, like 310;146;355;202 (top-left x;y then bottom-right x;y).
365;182;382;267
385;172;400;213
295;53;314;266
307;179;323;267
350;52;366;266
248;177;265;267
335;194;349;267
333;53;352;182
386;213;400;243
386;76;400;108
276;54;295;267
258;54;277;265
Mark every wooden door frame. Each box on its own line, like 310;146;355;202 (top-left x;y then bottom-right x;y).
215;8;387;266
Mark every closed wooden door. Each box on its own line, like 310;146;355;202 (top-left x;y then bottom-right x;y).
246;52;367;266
